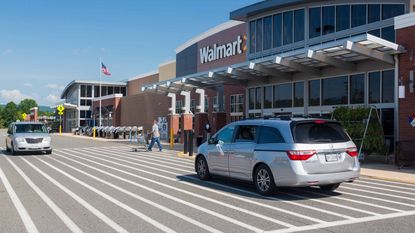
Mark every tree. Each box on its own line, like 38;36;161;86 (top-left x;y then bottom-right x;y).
0;102;20;127
18;99;38;114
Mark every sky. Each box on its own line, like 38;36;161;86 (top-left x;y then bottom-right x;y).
0;0;259;106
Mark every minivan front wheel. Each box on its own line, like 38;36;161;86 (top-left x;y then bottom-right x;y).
254;164;276;195
319;183;340;191
196;156;211;180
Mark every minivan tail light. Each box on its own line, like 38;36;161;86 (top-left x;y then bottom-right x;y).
314;120;326;124
287;150;316;160
346;147;358;157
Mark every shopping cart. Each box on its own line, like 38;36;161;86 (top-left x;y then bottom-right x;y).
132;126;148;152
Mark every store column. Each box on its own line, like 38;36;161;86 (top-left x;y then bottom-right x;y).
180;90;194;156
194;89;209;146
212;85;227;134
167;93;180;147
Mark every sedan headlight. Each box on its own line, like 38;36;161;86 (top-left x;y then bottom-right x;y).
43;137;51;143
15;137;25;143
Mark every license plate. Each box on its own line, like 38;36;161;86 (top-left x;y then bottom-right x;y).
325;153;340;162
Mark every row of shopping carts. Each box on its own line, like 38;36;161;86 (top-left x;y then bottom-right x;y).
74;126;150;151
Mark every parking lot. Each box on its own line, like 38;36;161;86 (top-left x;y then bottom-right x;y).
2;133;415;233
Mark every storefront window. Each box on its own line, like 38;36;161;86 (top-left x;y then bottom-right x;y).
309;79;320;106
382;70;394;103
351;4;367;28
274;83;292;108
368;29;380;37
108;86;114;95
176;100;182;114
87;85;92;97
273;13;282;48
369;71;381;104
368;4;380;23
283;11;293;45
249;88;255;109
80;85;86;97
256;19;263;52
381;26;395;42
102;86;107;96
293;82;304;107
249;21;256;53
294;9;304;42
309;7;321;38
263;16;272;50
336;5;350;32
231;94;244;113
264;86;273;109
121;87;127;96
255;87;262;109
94;86;99;97
322;76;348;105
322;6;335;35
382;4;405;20
204;95;209;112
350;74;365;104
238;95;244;112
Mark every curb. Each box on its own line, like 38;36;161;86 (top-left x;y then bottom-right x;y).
177;152;196;160
360;174;415;185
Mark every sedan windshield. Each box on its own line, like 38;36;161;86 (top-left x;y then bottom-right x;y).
15;124;47;133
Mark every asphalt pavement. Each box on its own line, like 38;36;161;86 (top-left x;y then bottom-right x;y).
1;132;415;232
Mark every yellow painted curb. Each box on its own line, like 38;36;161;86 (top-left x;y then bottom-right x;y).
177;152;195;160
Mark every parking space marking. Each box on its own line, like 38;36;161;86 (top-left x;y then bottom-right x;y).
360;177;415;187
64;147;357;221
355;179;415;191
346;182;415;196
335;190;415;208
0;157;40;233
19;157;130;233
55;150;300;229
41;155;223;233
5;156;84;233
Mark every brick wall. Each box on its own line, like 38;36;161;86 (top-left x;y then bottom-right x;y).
397;25;415;141
92;96;122;126
127;73;159;96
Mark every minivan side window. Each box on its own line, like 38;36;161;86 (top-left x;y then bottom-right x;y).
235;125;258;142
7;125;12;135
216;125;235;143
258;126;285;144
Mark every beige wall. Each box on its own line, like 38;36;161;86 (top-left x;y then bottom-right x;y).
127;73;159;96
158;60;176;81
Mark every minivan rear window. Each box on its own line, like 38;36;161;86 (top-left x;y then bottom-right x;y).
292;121;349;143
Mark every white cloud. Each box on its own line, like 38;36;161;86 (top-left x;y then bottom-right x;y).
2;49;12;55
45;94;60;104
0;89;32;103
46;84;65;91
23;83;33;88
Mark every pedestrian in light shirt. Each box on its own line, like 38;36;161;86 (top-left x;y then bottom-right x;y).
148;119;162;152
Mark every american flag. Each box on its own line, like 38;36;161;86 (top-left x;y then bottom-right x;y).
101;62;111;76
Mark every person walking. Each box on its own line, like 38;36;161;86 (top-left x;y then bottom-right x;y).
204;120;212;142
148;119;162;152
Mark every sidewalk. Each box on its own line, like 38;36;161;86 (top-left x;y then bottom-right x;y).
55;134;415;184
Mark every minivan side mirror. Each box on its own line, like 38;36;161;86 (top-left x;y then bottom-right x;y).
7;129;12;135
208;137;218;145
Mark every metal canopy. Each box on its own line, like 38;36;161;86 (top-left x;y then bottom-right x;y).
142;34;405;95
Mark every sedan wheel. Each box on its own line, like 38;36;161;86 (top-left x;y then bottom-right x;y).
196;156;211;180
254;164;276;195
6;142;11;153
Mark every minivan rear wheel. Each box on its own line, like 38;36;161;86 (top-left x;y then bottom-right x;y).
319;183;340;191
196;156;211;180
254;164;276;195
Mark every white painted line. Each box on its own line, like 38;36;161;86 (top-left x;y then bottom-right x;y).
356;179;415;191
20;158;130;233
347;182;415;196
63;148;354;222
298;189;404;212
53;151;279;231
5;157;84;233
360;177;415;187
42;155;223;233
337;190;415;208
340;186;415;201
266;209;415;233
280;191;381;216
56;150;303;227
0;161;39;233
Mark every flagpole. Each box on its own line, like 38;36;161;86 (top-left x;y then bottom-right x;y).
99;57;102;127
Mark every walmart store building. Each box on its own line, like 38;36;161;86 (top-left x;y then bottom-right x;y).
60;0;415;146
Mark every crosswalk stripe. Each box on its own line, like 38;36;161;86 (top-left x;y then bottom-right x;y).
279;192;381;216
359;177;415;187
355;179;415;191
0;159;40;233
5;157;84;233
347;182;415;196
45;154;223;233
297;189;404;212
63;148;355;221
20;158;130;233
340;186;415;201
336;190;415;208
55;150;293;230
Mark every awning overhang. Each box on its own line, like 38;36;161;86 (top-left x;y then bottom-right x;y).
143;34;405;95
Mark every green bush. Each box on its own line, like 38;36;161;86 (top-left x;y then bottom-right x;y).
333;107;385;155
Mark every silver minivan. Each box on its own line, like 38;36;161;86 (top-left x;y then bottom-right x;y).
195;118;360;195
5;122;52;155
